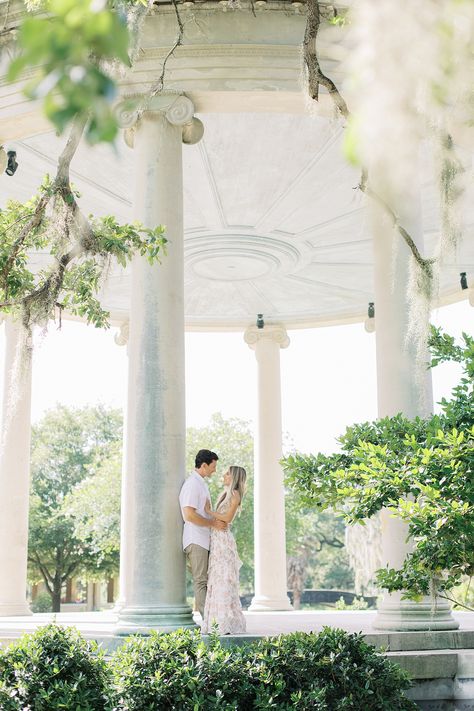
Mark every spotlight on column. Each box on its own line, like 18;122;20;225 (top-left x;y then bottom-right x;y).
460;272;468;290
256;313;264;329
5;150;18;176
364;302;375;333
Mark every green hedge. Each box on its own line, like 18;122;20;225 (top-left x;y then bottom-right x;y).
0;624;109;711
0;624;416;710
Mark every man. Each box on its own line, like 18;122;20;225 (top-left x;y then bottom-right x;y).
179;449;226;618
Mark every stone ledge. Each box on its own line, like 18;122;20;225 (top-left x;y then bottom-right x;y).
385;650;458;680
365;630;474;652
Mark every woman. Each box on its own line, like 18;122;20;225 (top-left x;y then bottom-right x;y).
202;465;247;635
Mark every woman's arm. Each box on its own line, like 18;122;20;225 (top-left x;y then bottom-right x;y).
208;491;241;523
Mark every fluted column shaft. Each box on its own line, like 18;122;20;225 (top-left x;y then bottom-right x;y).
116;96;202;634
371;186;457;631
0;317;33;616
245;324;292;612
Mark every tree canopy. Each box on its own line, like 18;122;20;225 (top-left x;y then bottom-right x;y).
283;327;474;607
28;404;122;611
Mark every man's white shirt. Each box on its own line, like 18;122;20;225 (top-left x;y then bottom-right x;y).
179;470;212;551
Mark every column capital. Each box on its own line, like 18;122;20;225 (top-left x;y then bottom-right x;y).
244;323;290;350
114;320;129;346
115;94;204;148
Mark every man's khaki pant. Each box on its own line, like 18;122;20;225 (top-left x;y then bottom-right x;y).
185;543;209;617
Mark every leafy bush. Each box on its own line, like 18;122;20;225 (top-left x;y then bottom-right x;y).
335;595;369;610
283;328;474;604
30;591;53;613
109;628;245;711
0;624;415;710
0;624;110;711
110;626;416;710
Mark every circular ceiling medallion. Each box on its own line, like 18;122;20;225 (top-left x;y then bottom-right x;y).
184;232;309;282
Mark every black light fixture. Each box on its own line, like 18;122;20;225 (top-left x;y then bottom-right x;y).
256;313;264;329
368;302;375;318
460;272;468;290
5;150;18;176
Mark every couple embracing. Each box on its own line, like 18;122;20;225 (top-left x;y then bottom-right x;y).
179;449;247;634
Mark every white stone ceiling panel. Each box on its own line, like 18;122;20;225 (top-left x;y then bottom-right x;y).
183;144;224;230
297;208;367;249
199;113;340;230
278;166;363;236
1;112;473;330
308;234;372;262
254;274;364;318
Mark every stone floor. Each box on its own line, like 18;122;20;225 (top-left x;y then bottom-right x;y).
0;609;473;647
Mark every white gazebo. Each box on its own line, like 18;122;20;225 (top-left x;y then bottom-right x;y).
0;0;473;637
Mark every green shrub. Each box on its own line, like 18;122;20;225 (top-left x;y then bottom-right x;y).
335;595;369;610
30;591;53;613
110;626;416;710
0;624;110;711
0;624;416;710
244;628;415;710
110;627;246;711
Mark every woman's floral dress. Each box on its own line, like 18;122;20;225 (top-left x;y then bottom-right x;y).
201;496;246;634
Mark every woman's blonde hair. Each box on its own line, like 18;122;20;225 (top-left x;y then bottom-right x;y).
217;465;247;511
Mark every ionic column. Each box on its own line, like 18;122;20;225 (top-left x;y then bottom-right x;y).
244;323;292;612
0;317;33;616
371;187;458;631
112;320;129;614
115;96;203;634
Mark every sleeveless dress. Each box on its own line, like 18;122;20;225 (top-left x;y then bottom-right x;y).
201;495;246;634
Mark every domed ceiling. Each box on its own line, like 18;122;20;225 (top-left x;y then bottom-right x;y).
1;111;473;330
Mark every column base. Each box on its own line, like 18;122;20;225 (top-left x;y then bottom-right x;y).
248;595;293;612
0;602;32;617
111;598;124;614
373;594;459;631
115;604;197;636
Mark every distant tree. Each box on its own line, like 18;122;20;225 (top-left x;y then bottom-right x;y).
283;328;474;608
286;501;352;609
64;442;122;577
28;405;122;611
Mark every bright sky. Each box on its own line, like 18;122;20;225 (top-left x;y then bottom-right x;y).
0;298;471;455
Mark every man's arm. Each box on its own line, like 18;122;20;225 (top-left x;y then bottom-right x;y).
206;491;241;523
183;506;226;530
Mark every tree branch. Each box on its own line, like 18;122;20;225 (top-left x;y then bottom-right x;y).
304;0;435;275
0;195;50;298
318;533;344;549
439;593;474;612
61;561;79;583
30;552;54;593
359;179;436;275
304;0;349;119
146;0;184;101
55;114;88;188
